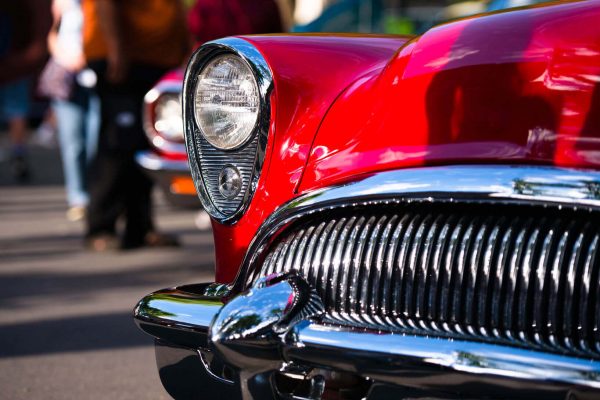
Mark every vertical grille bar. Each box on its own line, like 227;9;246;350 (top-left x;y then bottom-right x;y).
336;217;363;315
427;217;452;329
580;234;599;354
349;217;375;315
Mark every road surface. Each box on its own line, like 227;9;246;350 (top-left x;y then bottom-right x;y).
0;144;213;399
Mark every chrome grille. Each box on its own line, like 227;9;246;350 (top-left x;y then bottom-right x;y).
197;133;258;216
247;204;600;359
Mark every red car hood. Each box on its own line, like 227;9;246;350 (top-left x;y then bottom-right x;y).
299;0;600;191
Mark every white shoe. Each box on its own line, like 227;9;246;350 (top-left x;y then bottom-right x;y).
66;206;86;222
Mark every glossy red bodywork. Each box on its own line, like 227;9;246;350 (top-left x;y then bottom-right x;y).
300;0;600;191
212;1;600;283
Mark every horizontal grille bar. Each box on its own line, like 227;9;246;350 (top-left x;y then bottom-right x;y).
247;203;600;359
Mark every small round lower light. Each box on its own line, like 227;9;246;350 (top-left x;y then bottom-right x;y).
218;166;242;199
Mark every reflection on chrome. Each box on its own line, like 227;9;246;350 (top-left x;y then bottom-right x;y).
135;274;600;398
134;165;600;399
290;323;600;389
233;165;600;294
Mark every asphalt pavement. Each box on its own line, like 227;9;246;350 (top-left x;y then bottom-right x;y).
0;143;214;399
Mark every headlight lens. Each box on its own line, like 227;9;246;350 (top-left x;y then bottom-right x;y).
154;93;183;141
194;54;259;150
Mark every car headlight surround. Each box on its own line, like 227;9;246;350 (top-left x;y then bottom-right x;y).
183;38;273;224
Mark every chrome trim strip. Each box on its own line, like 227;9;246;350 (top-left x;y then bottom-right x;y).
183;37;273;224
149;139;187;155
135;151;190;173
296;165;600;209
232;165;600;291
197;349;235;385
286;321;600;393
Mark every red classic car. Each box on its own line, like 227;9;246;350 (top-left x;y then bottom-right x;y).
134;1;600;399
135;69;199;207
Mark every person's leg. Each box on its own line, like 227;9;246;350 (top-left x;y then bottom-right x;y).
85;151;124;246
8;116;28;152
83;88;100;165
120;64;178;248
53;97;89;208
2;79;32;182
73;87;101;223
85;70;125;245
122;155;154;248
35;107;57;147
122;156;178;248
100;65;154;246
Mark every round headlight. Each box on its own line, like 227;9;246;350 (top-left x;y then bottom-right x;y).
194;54;259;150
154;93;183;141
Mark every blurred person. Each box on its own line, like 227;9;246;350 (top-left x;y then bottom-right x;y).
46;0;100;221
34;107;58;148
276;0;295;31
0;1;52;182
187;0;284;46
82;0;188;250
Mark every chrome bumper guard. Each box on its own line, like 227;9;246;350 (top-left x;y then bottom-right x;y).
134;273;600;400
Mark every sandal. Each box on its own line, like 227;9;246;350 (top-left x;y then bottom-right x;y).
85;234;120;252
144;231;180;248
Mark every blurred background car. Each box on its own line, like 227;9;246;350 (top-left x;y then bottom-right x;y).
135;69;198;208
135;0;285;209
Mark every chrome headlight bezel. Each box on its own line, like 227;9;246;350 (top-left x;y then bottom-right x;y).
143;81;187;152
183;38;273;224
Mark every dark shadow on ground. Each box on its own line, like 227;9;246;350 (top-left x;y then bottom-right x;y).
0;312;153;358
0;248;214;308
0;229;211;262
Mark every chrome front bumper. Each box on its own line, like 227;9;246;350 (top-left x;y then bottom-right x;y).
134;275;600;400
134;166;600;399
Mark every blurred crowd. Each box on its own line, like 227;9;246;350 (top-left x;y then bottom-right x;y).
0;0;290;251
0;0;544;252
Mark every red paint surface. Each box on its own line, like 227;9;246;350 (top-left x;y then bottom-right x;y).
161;68;184;83
213;34;407;282
209;1;600;282
155;149;188;161
299;1;600;191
